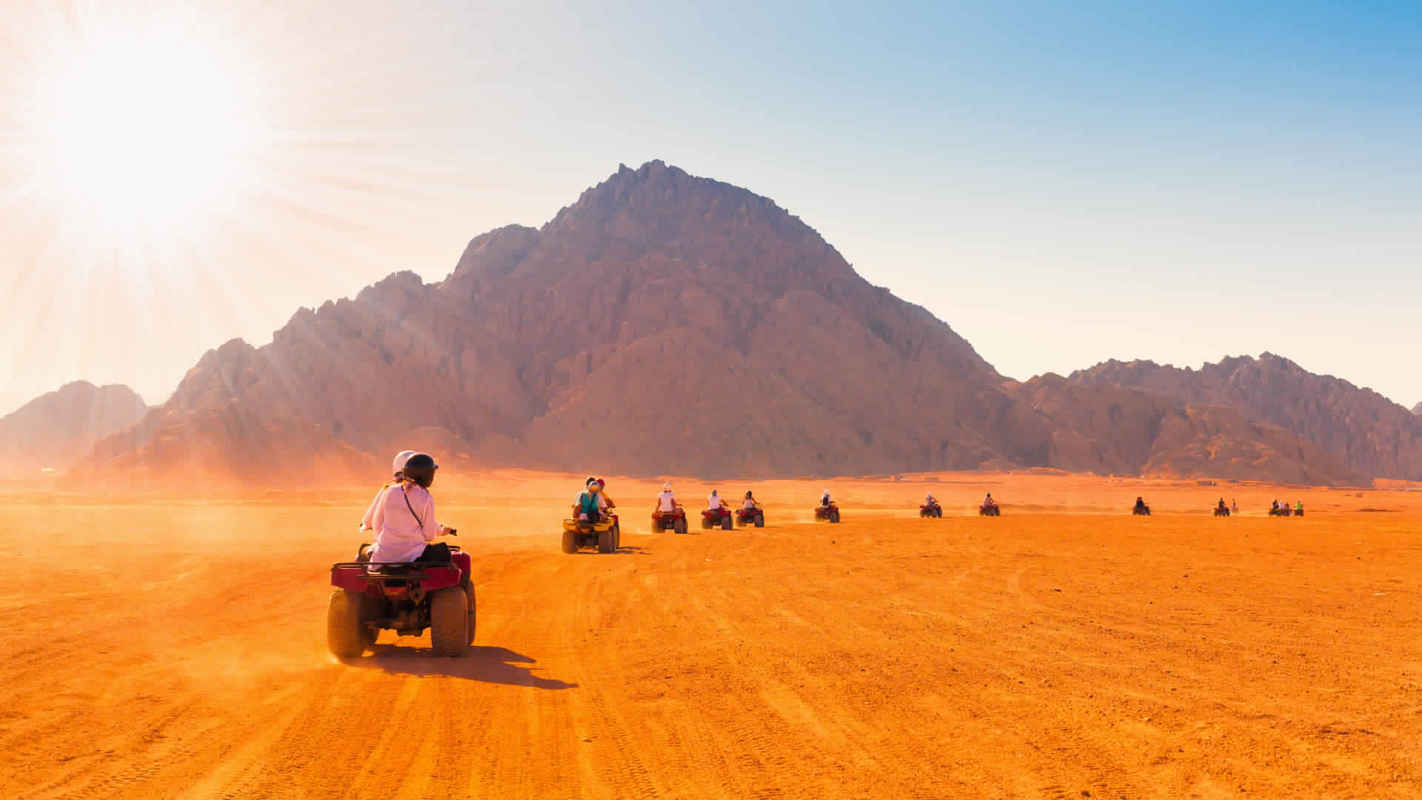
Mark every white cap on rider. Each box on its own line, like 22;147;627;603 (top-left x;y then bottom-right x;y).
663;482;672;491
392;450;416;474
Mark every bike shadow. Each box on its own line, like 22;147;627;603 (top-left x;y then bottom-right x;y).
357;645;578;690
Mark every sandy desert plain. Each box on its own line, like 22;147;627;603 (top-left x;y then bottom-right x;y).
2;470;1420;799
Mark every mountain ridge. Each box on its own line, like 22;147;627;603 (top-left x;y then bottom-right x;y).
46;160;1391;486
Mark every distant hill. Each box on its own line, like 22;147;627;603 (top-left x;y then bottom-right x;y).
1064;355;1422;480
1414;402;1421;415
0;382;147;477
68;161;1388;486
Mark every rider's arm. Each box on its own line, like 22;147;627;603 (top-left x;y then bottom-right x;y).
416;490;443;541
359;486;383;531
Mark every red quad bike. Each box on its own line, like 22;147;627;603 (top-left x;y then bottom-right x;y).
702;506;735;531
1214;507;1231;518
814;504;841;523
328;539;475;660
1268;506;1292;517
736;507;766;528
652;507;689;534
562;513;620;554
979;504;1001;517
920;502;943;518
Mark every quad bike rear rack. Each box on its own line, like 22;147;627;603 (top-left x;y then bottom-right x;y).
331;561;454;581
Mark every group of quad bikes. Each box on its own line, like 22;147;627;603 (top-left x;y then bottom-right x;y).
919;500;1001;517
560;502;770;555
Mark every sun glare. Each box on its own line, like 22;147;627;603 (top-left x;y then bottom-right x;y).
30;23;263;240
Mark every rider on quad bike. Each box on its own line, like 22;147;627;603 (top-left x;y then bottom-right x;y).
921;493;943;518
652;483;688;533
364;453;454;564
980;492;1000;516
330;452;474;659
737;490;765;528
703;489;735;530
1215;497;1230;517
563;477;619;553
1133;496;1151;516
815;489;841;523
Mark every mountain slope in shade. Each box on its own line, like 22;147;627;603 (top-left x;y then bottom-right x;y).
0;382;148;477
85;161;1047;480
1413;402;1421;415
1010;375;1361;485
1065;355;1422;480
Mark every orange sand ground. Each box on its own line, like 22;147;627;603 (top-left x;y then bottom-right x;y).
2;471;1420;799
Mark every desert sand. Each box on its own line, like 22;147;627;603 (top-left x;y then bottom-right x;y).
2;471;1420;799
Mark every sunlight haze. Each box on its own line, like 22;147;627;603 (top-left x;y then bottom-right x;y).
2;0;1419;414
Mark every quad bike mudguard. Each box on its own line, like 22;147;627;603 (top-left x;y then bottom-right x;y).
330;549;470;595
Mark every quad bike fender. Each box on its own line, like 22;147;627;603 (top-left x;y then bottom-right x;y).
564;518;615;533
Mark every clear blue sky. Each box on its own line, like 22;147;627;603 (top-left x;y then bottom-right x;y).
2;0;1420;414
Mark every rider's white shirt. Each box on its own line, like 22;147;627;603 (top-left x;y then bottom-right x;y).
368;483;440;563
707;494;724;510
657;491;677;512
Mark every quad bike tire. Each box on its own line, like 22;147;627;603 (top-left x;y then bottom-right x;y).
754;513;765;528
612;521;621;550
327;589;369;659
561;529;578;554
598;526;615;554
721;514;733;531
430;586;469;657
464;581;478;645
828;508;840;524
674;517;688;534
701;515;712;530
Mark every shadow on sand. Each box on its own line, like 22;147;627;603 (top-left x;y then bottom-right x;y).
355;645;578;690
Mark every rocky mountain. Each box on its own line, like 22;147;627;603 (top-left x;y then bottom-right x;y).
1064;355;1422;480
74;162;1378;485
0;382;147;477
83;161;1049;481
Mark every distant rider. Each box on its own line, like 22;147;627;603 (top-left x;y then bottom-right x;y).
743;490;761;511
655;483;681;518
366;453;452;563
924;493;938;508
1295;500;1304;515
596;478;616;515
707;489;727;512
574;477;604;524
360;449;415;533
820;489;833;508
1134;496;1148;513
1217;497;1228;512
983;492;997;509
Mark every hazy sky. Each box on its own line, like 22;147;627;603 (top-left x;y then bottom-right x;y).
2;0;1420;416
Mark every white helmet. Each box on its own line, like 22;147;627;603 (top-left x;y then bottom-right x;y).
392;449;416;475
663;482;672;491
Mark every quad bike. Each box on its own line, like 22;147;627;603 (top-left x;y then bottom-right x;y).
562;513;620;554
813;504;841;523
920;503;943;518
1132;505;1151;516
1214;507;1231;517
979;504;1000;517
702;506;735;531
1268;507;1292;517
736;506;766;528
652;507;689;534
328;538;475;659
1294;508;1304;517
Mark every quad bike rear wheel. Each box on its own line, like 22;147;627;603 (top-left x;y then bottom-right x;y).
701;515;712;530
674;517;688;534
754;512;765;528
430;586;469;657
829;508;840;524
612;521;621;550
721;513;733;531
327;589;369;659
561;529;578;554
465;582;477;645
598;526;615;553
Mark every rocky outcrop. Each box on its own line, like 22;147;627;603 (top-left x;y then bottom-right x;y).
0;382;147;477
1066;355;1422;480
